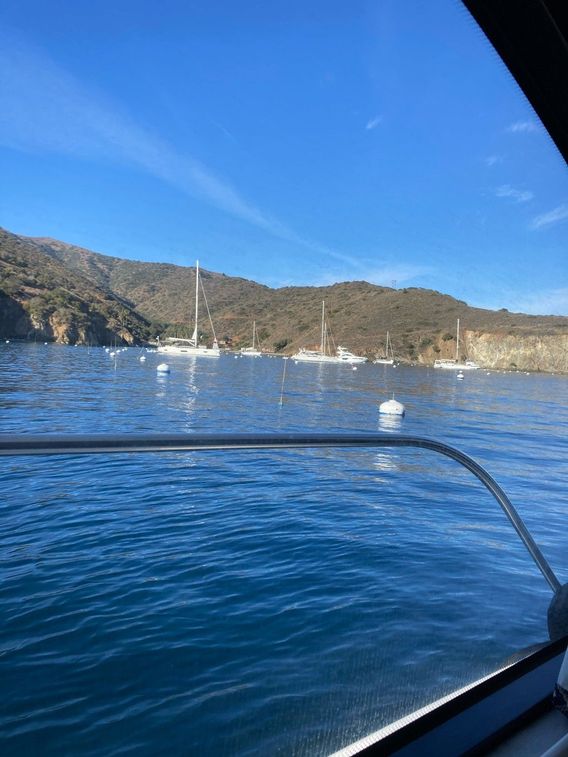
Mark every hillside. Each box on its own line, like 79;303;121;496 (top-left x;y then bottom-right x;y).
2;229;566;371
26;234;568;368
0;229;152;345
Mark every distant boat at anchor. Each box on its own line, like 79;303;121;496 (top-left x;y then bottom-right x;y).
374;331;395;365
240;321;262;357
292;301;367;364
157;260;220;358
433;318;479;370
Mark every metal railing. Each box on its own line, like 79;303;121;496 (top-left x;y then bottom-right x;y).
0;431;561;594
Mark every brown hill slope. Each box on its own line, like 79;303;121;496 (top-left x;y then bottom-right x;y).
0;229;151;344
27;234;568;368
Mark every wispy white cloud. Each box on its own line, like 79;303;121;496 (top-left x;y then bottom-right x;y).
365;115;383;131
0;33;281;231
312;262;432;288
506;120;538;133
495;184;534;203
500;288;568;316
484;155;502;167
0;30;365;273
530;203;568;230
212;121;238;143
520;288;568;315
474;286;568;316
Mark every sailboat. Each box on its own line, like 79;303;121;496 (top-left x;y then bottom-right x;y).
240;321;262;357
433;318;479;370
157;261;220;358
374;331;395;365
292;301;366;364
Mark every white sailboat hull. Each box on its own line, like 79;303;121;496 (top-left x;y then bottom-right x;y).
293;303;367;365
374;331;395;365
158;344;220;358
158;260;220;358
434;319;479;370
292;350;340;363
433;360;479;370
240;348;262;357
240;321;262;356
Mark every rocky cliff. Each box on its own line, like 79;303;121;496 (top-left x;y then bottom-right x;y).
465;331;568;373
0;229;152;345
2;227;567;371
417;330;568;373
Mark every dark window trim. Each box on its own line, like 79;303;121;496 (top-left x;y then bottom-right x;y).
342;635;567;755
462;0;568;163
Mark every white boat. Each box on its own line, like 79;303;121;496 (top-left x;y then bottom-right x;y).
336;346;367;364
292;301;336;363
292;301;366;364
293;349;340;363
157;260;220;358
373;331;395;365
240;321;262;357
433;318;479;370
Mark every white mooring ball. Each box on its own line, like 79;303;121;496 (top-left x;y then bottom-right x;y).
379;398;405;416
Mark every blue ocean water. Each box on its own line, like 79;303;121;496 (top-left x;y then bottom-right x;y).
0;343;566;755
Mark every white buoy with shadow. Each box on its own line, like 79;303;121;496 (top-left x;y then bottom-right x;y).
379;395;405;416
157;363;170;374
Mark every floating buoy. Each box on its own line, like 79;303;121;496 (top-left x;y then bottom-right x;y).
486;372;490;375
457;371;464;380
109;351;116;357
5;340;10;344
139;355;146;362
379;397;405;416
352;366;357;371
44;342;48;345
105;348;110;353
157;363;170;373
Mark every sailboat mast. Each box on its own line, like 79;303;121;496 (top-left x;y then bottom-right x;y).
320;301;325;354
456;318;460;362
194;260;200;343
252;320;256;350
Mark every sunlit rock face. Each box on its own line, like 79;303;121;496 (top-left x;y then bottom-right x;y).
0;296;136;346
417;330;568;373
464;331;568;373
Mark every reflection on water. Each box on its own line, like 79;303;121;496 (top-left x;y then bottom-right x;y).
0;344;567;756
377;412;404;433
373;451;399;473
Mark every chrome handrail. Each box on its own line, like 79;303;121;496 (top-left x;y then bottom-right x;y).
0;432;561;593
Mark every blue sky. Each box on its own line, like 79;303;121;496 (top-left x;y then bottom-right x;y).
0;0;566;314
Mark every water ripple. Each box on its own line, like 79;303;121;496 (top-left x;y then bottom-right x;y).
0;345;566;755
